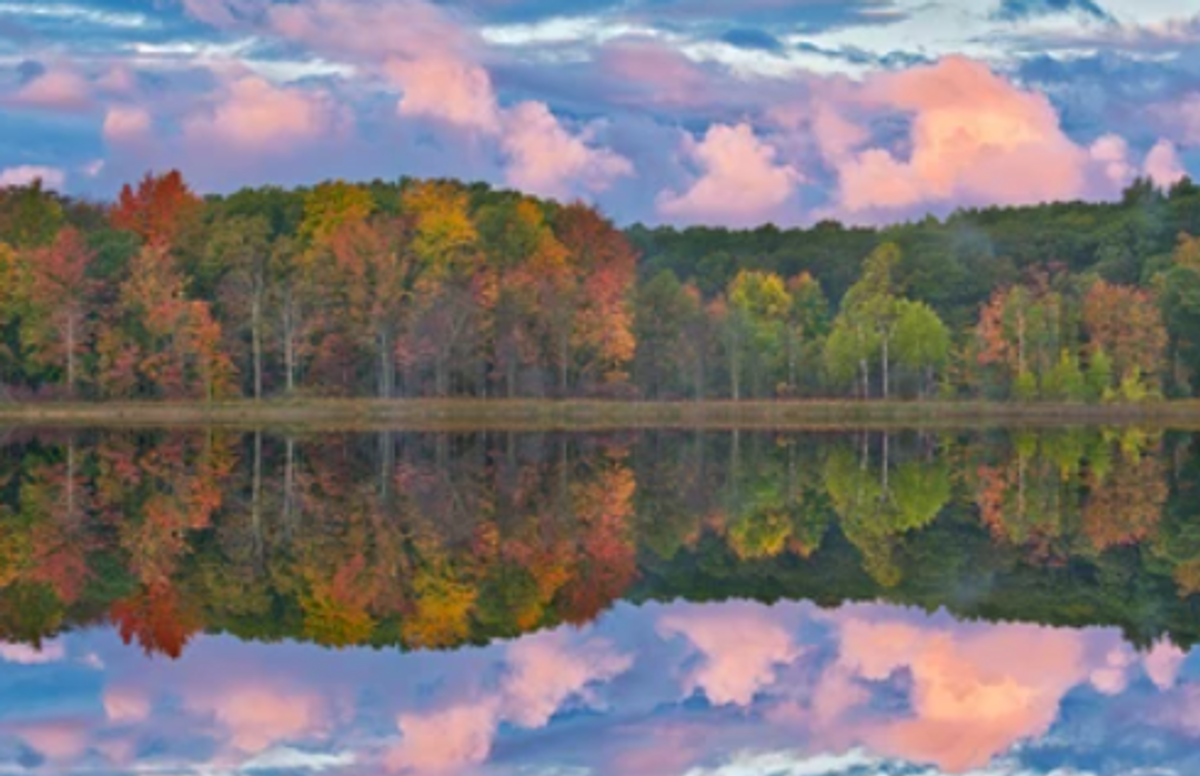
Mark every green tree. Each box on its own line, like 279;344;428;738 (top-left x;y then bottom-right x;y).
893;299;951;398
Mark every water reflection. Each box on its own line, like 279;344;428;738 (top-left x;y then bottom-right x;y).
0;427;1198;775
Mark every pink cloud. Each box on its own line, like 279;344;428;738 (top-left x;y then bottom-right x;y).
831;613;1128;774
103;686;152;724
182;76;347;153
502;632;632;727
97;67;139;96
1090;647;1136;696
658;606;800;706
266;0;475;64
0;166;66;190
0;639;65;664
596;37;714;109
1144;640;1188;690
834;56;1105;218
1145;139;1188;187
103;106;153;144
385;57;501;133
387;701;501;774
15;721;90;762
385;632;631;773
808;104;871;163
501;102;633;198
658;123;800;227
12;68;92;112
1089;134;1136;188
183;683;331;753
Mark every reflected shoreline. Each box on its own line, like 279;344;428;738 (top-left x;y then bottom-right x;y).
7;398;1200;431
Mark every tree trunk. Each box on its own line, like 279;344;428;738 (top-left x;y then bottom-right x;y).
730;340;741;401
378;328;393;399
252;429;263;561
436;353;449;397
881;335;890;400
251;289;263;401
283;287;296;394
282;435;295;539
66;314;76;395
787;333;797;395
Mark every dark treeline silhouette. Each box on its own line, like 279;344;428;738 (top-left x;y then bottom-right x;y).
1;428;1198;656
3;173;1200;401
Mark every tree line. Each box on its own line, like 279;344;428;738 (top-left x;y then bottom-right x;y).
2;172;1200;401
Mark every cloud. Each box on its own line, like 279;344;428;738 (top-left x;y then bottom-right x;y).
0;165;66;189
678;749;883;776
386;57;502;133
1153;93;1200;147
0;639;65;664
103;686;152;724
103;106;153;143
658;606;801;707
385;631;631;773
181;75;348;153
388;701;500;774
11;68;91;112
502;632;633;727
1089;133;1136;187
1145;139;1188;187
831;56;1122;219
501;101;633;197
594;37;720;110
14;721;91;762
266;0;476;64
658;123;800;227
830;613;1132;774
241;747;357;773
183;683;331;753
1144;640;1189;690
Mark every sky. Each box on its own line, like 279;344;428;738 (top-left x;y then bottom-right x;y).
0;599;1197;776
3;0;1200;227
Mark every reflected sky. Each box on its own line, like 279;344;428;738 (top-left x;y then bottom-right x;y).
0;598;1195;776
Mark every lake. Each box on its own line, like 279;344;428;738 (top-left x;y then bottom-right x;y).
0;426;1197;775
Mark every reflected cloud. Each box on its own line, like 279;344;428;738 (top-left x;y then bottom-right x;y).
659;604;801;707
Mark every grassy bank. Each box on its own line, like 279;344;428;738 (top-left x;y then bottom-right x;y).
3;398;1200;430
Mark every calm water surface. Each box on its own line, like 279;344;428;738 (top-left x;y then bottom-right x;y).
0;427;1198;775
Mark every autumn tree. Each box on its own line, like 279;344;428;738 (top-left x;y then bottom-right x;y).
724;271;791;399
400;181;485;396
111;170;203;252
1082;279;1168;399
554;203;637;392
207;215;272;399
975;283;1068;400
22;227;96;392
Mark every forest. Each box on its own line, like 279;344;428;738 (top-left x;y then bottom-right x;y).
0;428;1197;657
3;172;1200;402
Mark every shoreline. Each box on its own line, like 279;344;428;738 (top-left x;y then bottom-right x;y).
3;398;1200;430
